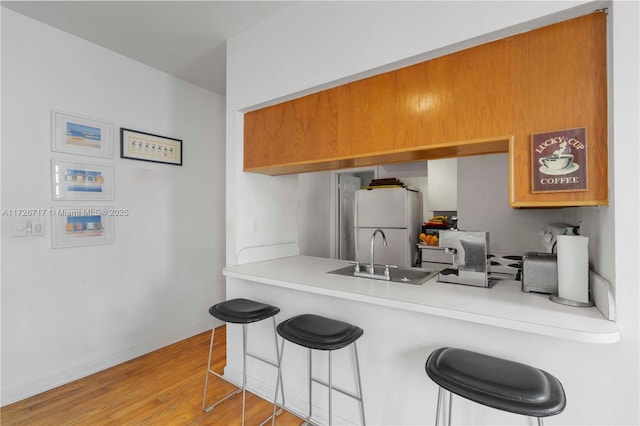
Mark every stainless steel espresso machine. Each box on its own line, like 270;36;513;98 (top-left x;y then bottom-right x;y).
437;230;491;288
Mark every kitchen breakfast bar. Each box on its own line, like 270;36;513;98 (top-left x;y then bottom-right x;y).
222;255;619;425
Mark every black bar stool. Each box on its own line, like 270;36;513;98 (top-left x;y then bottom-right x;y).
271;314;365;425
425;347;566;425
202;298;283;425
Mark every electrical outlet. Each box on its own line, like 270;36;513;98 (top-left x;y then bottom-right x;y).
251;219;258;233
32;220;45;236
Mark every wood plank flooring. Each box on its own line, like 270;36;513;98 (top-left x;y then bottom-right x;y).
1;326;304;425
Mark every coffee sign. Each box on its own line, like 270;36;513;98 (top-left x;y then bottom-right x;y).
531;127;587;193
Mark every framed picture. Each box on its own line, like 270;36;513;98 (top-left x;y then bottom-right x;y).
120;128;182;166
51;159;114;201
51;207;114;248
531;127;588;193
51;110;113;158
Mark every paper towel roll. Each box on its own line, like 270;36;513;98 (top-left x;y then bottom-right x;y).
557;235;589;303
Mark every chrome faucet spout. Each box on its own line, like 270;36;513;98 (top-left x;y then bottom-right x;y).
444;247;459;269
369;228;387;274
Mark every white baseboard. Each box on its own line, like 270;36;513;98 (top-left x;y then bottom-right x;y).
1;320;213;406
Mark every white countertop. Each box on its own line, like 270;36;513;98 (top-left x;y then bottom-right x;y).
223;255;620;344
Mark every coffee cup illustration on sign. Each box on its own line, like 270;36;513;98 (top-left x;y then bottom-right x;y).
539;140;577;175
539;154;574;170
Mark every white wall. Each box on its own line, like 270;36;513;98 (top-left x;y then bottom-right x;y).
227;1;638;424
458;154;572;254
0;8;226;404
427;158;458;213
298;172;332;258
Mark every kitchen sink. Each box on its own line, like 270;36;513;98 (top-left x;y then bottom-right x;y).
328;264;440;286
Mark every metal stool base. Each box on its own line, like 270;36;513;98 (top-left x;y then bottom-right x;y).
202;317;284;426
271;336;365;425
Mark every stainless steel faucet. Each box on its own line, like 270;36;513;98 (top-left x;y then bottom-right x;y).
444;247;459;269
369;228;387;274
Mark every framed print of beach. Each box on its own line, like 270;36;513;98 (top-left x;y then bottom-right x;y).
51;110;113;158
51;207;114;248
51;159;114;201
120;128;182;166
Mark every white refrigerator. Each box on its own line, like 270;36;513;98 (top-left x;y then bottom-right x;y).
354;187;422;268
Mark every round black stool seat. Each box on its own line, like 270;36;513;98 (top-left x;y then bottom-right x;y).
277;314;364;350
209;298;280;324
426;347;566;418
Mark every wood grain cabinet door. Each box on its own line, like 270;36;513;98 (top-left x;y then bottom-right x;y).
244;88;339;171
394;33;520;148
338;71;400;155
509;11;608;207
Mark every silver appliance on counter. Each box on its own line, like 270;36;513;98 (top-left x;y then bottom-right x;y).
419;245;455;267
539;223;580;253
355;187;422;268
522;252;559;294
437;230;491;287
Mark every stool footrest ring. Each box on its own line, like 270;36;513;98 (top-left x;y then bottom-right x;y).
311;377;363;402
203;369;243;413
257;405;285;426
246;351;280;369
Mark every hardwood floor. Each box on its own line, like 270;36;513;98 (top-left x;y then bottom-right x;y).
1;326;304;425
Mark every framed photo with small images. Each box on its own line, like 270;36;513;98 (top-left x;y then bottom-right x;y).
120;128;182;166
51;159;114;201
51;207;114;248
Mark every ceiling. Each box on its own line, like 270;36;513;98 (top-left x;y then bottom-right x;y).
1;1;295;95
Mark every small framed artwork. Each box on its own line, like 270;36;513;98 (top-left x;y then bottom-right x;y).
120;128;182;166
51;110;113;158
531;127;588;193
51;208;114;248
51;159;114;201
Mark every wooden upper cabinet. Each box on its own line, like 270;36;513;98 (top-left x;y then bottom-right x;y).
338;72;401;155
244;88;339;170
395;34;519;146
244;12;608;207
510;12;608;207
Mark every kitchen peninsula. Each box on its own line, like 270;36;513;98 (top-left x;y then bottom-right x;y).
222;255;619;425
224;256;617;343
